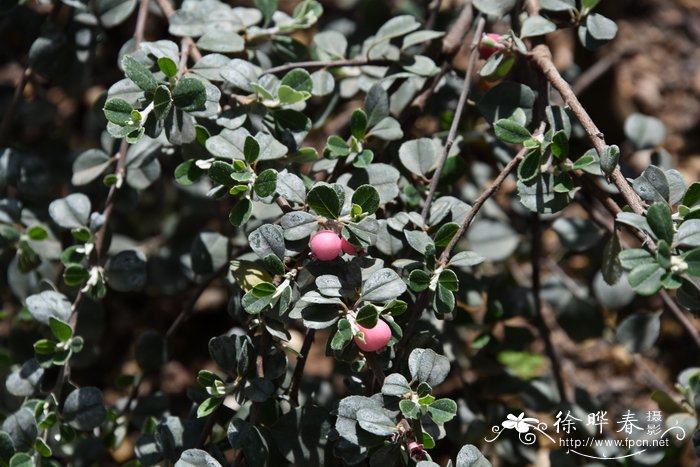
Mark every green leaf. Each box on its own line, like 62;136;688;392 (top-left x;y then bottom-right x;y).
229;198;253;226
600;144;620;176
49;316;73;342
356;409;397;436
103;98;135;126
550;130;569;160
682;182;700;208
331;319;353;350
175;449;223;467
356;304;379;328
49;193;91;229
254;169;277;197
209;161;236;186
399;399;420;419
362;268;407;302
647;202;674;244
571;154;596;170
172;77;206;112
63;263;89;286
586;13;618;41
434;283;455;314
197;396;223;418
307;185;342;219
350;109;368;140
438;269;459;292
351;185;380;214
72;149;112;186
399;138;437;176
494;118;531;144
174;159;204;186
244;136;260;164
197;30;245;53
676;220;700;247
157;56;178;78
478;81;536;125
427;398;457;423
616;312;660;353
409;269;430;292
517;149;540;182
628;263;664;296
63;387;107;431
521;15;557;38
408;348;450;386
683;249;700;276
34;339;56;355
326;135;350;156
619;248;655;270
456;444;492;467
94;0;137;27
26;225;48;241
364;84;389;127
105;250;147;292
9;453;33;467
153;85;172;119
479;53;515;81
602;235;623;285
473;0;516;17
280;69;313;93
121;55;158;93
381;373;411;396
434;223;459;247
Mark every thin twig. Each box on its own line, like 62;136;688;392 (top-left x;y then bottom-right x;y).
531;213;569;403
409;3;474;113
438;148;526;265
153;0;201;61
397;148;526;366
0;68;32;144
528;45;645;215
364;353;385;390
134;0;150;48
165;261;230;340
262;58;394;76
421;16;485;222
579;194;700;351
659;290;700;349
289;329;316;406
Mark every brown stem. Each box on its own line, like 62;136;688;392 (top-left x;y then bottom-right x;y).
364;352;385;390
438;148;525;265
0;68;32;144
527;45;645;215
421;16;485;222
165;261;230;340
409;3;474;113
530;213;569;403
660;291;700;350
134;0;150;48
288;329;316;406
153;0;201;62
262;58;395;76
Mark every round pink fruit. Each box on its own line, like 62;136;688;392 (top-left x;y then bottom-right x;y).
341;237;359;256
310;230;342;261
479;33;502;59
354;320;392;352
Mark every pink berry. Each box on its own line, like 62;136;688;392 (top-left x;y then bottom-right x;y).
310;230;342;261
354;320;392;352
479;33;502;59
341;237;359;256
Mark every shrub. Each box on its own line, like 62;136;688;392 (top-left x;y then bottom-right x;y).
0;0;698;465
